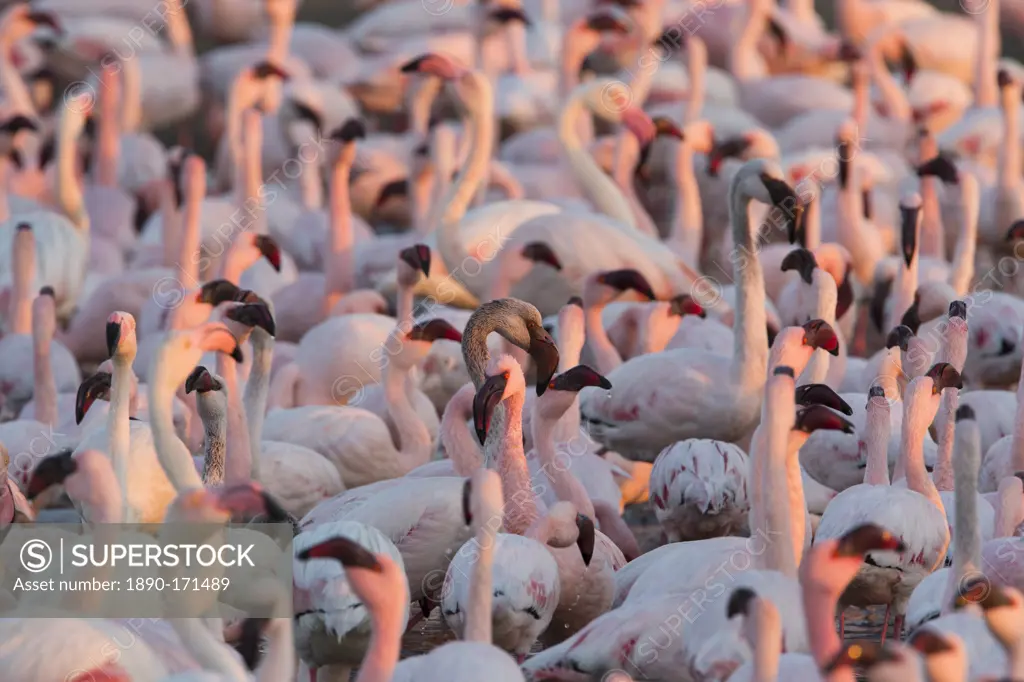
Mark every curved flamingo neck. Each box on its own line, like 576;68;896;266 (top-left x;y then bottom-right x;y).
865;36;910;122
898;384;944;512
383;360;431;470
1000;82;1022;191
440;385;483;475
162;0;194;57
178;159;205;286
148;348;204;494
491;389;536;533
9;228;34;335
558;88;636;228
197;392;227;485
729;0;770;81
244;329;273;478
802;560;856;682
531;398;595;519
973;0;1000;109
917;133;944;261
684;38;707;124
612;133;658;236
798;272;837;385
948;174;978;296
759;376;798;577
668;135;703;268
325;153;355;309
31;301;57;427
216;352;253;485
864;399;891;486
93;68;121;189
729;194;769;390
357;590;405;682
56;101;88;232
584;300;623;375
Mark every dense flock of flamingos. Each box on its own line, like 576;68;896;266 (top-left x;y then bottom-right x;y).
5;0;1024;678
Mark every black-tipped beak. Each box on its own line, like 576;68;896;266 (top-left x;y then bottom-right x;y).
837;142;851;190
726;587;757;618
253;235;281;272
473;373;509;445
550;365;612;392
949;300;967;320
668;295;706;318
869;278;893;332
835;267;855;320
75;372;111;425
228;342;244;364
462;478;472;526
916;155;959;184
26;11;61;31
886;324;914;351
802;319;840;356
909;629;955;656
900;294;921;335
795;384;853;415
597;269;657;301
0;115;38;135
374;179;409;209
795;404;855;434
399;244;431;278
252;61;290;80
290;101;323;138
529;328;559;396
489;6;531;25
780;248;817;285
407;318;463;343
926;362;963;394
575;514;595;566
185;366;221;394
760;174;802;242
706;137;750;177
196;279;244;306
955;404;975;421
297;536;383;572
329;118;366;142
27;450;76;499
1006;219;1024;242
105;321;121;358
225;302;277;337
900;203;920;268
521;242;562;271
834;523;905;557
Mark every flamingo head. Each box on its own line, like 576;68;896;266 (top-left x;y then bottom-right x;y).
795;384;853;416
780;248;817;284
801;319;839;356
75;371;112;424
398;243;432;280
105;311;137;359
185;366;223;395
668;294;705;318
473;355;527;444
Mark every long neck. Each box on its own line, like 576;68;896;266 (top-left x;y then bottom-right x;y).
148;351;204;493
612;133;656;235
440;387;483;475
900;388;943;511
0;157;10;223
994;477;1023;537
464;513;497;643
553;313;585;443
298;148;323;210
199;399;227;486
355;595;405;682
932;390;958;492
1010;363;1024;470
241;113;266;234
557;94;636;227
729;0;769;81
9;233;33;335
119;54;143;132
864;401;891;486
93;71;120;188
786;430;809;568
31;309;56;427
584;301;623;375
1000;85;1022;190
761;379;797;577
383;360;431;469
729;196;769;391
949;175;979;296
163;0;194;56
803;577;856;682
532;400;595;519
56;105;88;231
887;249;919;334
750;602;782;682
668;137;703;268
324;154;355;310
851;66;869;131
216;353;253;485
866;42;911;122
948;423;983;602
505;21;530;75
436;78;494;281
918;135;944;261
179;168;204;288
243;331;273;479
803;192;821;250
0;35;36;116
684;38;707;124
974;0;1000;109
110;354;136;522
798;273;837;384
490;392;537;534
